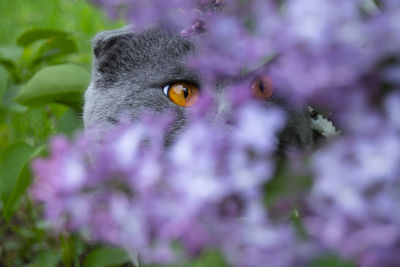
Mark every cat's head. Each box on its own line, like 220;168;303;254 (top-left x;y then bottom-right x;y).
83;26;313;152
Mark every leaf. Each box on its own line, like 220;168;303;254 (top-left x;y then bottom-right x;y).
2;84;28;113
168;250;229;267
0;66;8;101
33;35;79;64
56;108;83;135
61;235;78;267
16;28;72;47
15;64;90;110
0;45;23;64
0;142;36;207
311;253;356;267
263;158;312;209
83;247;131;267
24;250;60;267
0;58;16;73
0;45;23;72
2;145;45;221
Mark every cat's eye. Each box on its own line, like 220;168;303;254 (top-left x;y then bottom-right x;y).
163;82;199;107
251;76;274;100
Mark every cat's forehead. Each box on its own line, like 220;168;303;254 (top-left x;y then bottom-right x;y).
93;26;195;65
91;26;199;87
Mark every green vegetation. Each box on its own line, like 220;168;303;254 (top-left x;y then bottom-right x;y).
0;1;126;266
0;0;124;55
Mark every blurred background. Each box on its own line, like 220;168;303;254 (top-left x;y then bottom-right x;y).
0;0;124;59
0;1;129;266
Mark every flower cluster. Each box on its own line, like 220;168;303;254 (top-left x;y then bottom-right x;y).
32;100;298;266
33;0;400;266
307;92;400;266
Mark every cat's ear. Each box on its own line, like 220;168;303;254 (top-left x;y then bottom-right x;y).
91;26;136;75
92;26;134;58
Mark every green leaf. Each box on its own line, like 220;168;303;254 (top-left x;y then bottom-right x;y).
24;250;60;267
15;64;90;110
16;28;72;47
61;235;78;267
0;58;16;73
83;247;131;267
2;84;28;113
2;145;45;221
0;142;36;207
33;35;79;64
0;45;23;64
167;250;229;267
0;46;23;73
263;158;312;209
311;253;356;267
0;66;8;101
56;108;82;135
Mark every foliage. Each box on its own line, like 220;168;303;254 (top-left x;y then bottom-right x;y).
0;0;126;266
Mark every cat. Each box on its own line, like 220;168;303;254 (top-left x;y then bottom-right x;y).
83;26;313;152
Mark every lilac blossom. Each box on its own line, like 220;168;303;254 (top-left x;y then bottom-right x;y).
31;101;292;266
307;92;400;265
32;0;400;266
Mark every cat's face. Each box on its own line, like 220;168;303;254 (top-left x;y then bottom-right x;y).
83;26;312;151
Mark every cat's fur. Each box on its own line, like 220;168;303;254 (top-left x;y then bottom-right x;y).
83;26;313;151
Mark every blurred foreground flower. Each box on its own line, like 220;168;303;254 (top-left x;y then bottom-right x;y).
307;92;400;266
31;101;300;266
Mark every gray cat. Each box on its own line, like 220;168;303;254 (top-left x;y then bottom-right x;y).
83;26;313;152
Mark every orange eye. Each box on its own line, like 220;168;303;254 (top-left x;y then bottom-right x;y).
163;82;199;107
251;76;274;100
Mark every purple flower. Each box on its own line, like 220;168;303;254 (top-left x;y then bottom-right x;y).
307;101;400;264
31;100;290;265
32;0;400;266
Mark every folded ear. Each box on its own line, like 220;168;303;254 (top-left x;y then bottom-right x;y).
92;26;134;57
91;25;136;77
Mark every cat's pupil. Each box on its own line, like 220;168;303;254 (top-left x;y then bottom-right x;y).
258;80;265;93
183;87;189;99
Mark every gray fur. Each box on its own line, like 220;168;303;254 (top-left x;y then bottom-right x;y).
83;26;312;151
84;26;198;142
